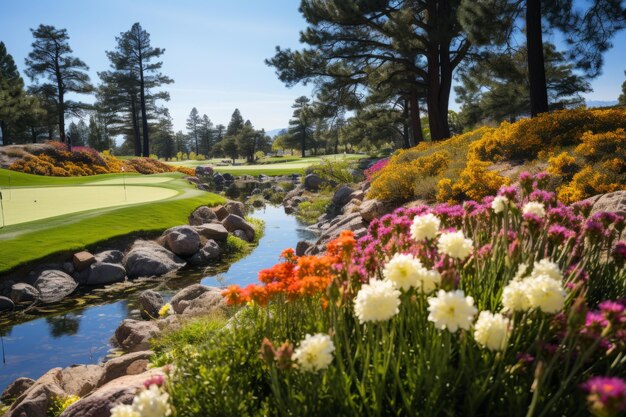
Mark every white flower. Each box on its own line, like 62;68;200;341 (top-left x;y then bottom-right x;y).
417;269;442;294
501;279;531;312
110;404;140;417
132;384;172;417
354;279;401;324
531;259;562;282
513;263;529;281
427;290;478;332
410;213;441;241
438;230;474;260
383;253;421;290
525;274;566;313
491;196;510;213
522;202;546;218
473;311;511;351
293;333;335;372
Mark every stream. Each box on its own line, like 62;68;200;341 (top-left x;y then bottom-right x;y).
0;205;314;392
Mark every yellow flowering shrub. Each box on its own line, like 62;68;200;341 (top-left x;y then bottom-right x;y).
448;159;510;201
557;165;623;204
574;129;626;163
547;152;581;180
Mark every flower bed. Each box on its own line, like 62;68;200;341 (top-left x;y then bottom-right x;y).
152;172;625;417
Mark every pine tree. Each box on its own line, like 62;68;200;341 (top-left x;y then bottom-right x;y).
225;109;244;136
25;25;93;147
619;71;626;106
186;107;201;155
288;96;314;157
199;114;214;156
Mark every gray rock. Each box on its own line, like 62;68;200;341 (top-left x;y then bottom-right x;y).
284;205;294;214
97;351;153;387
138;290;164;320
587;190;626;217
10;283;39;304
222;214;255;241
170;284;214;314
188;206;218;226
3;368;66;417
296;241;312;256
62;262;75;275
60;364;103;397
34;270;78;304
224;201;246;218
350;190;365;201
0;296;14;311
333;185;354;207
193;223;229;241
283;185;304;204
213;205;229;221
1;377;35;403
84;262;126;286
94;250;124;264
181;290;227;317
232;229;250;241
114;319;160;352
304;173;322;191
188;239;222;265
223;173;235;182
359;199;388;222
213;173;224;184
163;226;201;257
123;240;185;278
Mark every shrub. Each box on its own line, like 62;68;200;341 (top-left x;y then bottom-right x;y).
310;158;355;184
297;197;332;224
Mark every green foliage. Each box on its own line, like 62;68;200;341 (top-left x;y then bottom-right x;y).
47;395;80;417
309;157;355;184
296;197;332;224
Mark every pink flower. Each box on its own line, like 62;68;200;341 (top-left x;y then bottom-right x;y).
582;376;626;414
143;374;165;388
548;225;576;244
612;242;626;266
498;185;518;200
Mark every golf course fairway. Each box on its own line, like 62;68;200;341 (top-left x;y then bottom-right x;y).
0;169;224;273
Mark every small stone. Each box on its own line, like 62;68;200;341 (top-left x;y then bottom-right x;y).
0;296;15;311
10;283;40;304
138;290;164;320
188;206;218;226
72;251;96;272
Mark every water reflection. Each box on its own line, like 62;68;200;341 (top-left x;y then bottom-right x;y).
0;205;314;392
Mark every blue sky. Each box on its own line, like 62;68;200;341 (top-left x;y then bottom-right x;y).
1;0;624;133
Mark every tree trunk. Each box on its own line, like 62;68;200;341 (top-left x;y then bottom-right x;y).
402;99;411;149
138;56;150;157
408;88;425;145
301;127;306;158
526;0;549;116
0;121;7;146
31;127;37;143
131;98;142;156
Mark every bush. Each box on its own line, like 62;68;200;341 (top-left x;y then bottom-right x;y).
309;158;355;184
297;197;332;224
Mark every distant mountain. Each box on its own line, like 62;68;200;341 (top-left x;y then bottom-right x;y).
266;128;287;138
585;100;618;108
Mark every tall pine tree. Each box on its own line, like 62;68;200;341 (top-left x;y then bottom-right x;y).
186;107;201;155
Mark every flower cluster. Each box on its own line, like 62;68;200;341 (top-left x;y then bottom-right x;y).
110;376;171;417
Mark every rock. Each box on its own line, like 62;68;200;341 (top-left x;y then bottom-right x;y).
97;351;153;387
316;212;366;246
170;284;214;314
188;206;218;226
10;283;39;304
213;205;229;221
85;262;126;286
284;205;294;214
222;214;255;241
162;226;201;258
182;289;227;317
115;319;160;352
232;229;250;241
350;190;365;201
94;250;124;264
333;185;354;207
224;201;246;218
72;251;96;272
1;377;35;403
359;199;388;222
283;185;304;204
223;173;235;182
61;365;103;397
296;241;312;256
138;290;164;320
304;173;322;191
123;240;185;278
62;262;75;275
0;295;15;311
193;223;229;241
4;368;66;417
188;240;222;265
213;173;224;184
251;188;262;195
59;368;164;417
587;190;626;217
34;270;78;304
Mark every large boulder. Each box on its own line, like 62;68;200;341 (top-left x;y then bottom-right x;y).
222;214;255;241
123;240;185;278
188;239;222;266
170;284;214;314
1;377;35;403
114;319;160;352
193;223;229;241
0;295;15;311
4;368;66;417
296;240;312;257
586;190;626;217
93;250;124;264
59;368;164;417
162;226;201;258
224;201;246;218
188;206;218;226
10;283;39;304
359;199;388;222
181;289;227;317
333;185;354;207
212;205;229;221
304;173;322;191
223;173;235;182
138;290;164;320
72;251;96;272
96;351;153;387
60;365;103;397
84;262;126;286
33;270;78;304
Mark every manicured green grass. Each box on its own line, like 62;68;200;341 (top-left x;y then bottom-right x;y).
0;169;224;273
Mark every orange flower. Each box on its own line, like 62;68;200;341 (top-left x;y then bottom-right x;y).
222;285;247;305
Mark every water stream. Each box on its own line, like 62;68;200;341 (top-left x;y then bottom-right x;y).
0;205;314;392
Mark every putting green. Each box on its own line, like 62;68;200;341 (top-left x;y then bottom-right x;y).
2;185;178;226
90;176;174;185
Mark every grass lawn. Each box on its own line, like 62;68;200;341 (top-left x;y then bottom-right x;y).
0;169;224;273
166;154;368;176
